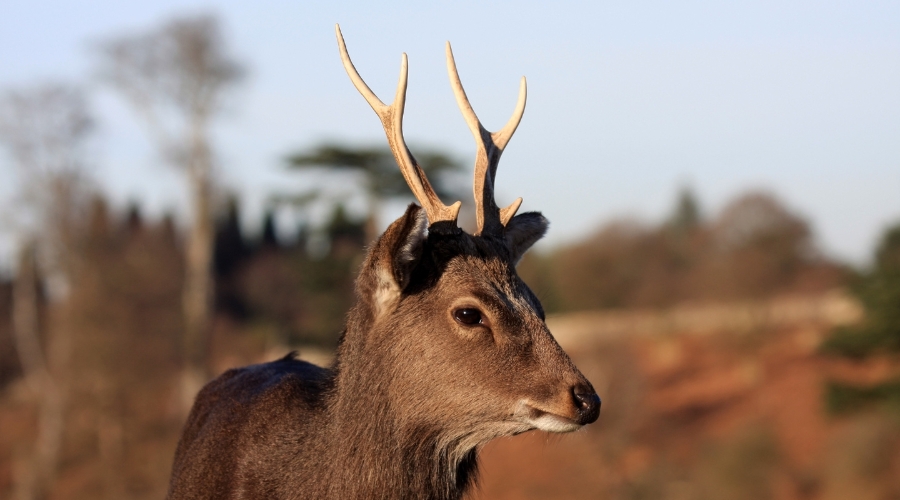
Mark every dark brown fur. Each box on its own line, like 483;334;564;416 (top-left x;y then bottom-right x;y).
166;205;599;500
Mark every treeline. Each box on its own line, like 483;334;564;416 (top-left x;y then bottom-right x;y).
0;195;367;387
519;189;847;313
2;187;850;386
0;187;851;391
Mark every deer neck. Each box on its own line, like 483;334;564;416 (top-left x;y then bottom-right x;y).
323;320;479;500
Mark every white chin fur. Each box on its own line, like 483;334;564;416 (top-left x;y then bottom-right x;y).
513;401;582;433
527;413;582;433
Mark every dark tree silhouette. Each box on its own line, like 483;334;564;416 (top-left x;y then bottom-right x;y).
666;186;702;236
824;222;900;358
286;142;465;240
822;222;900;413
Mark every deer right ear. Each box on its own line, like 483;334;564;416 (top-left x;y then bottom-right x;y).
364;204;428;318
505;211;549;264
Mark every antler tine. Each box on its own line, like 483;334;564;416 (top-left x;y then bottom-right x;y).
446;41;527;236
336;25;461;225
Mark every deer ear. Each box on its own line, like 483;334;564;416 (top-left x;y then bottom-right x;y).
505;211;548;264
365;204;428;317
388;204;428;290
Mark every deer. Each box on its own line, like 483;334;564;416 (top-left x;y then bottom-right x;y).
165;25;601;500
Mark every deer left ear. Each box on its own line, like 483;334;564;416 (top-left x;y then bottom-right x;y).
388;205;428;290
363;204;428;318
505;211;548;264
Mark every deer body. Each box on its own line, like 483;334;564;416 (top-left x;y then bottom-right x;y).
166;26;600;500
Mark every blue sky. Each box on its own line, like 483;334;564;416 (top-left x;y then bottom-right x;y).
1;0;899;264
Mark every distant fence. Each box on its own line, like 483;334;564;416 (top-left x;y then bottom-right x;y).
547;289;863;350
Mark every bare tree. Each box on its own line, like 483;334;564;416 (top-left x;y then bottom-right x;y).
11;242;63;500
96;14;244;411
0;83;94;500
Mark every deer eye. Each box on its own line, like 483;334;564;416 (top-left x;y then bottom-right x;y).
453;308;483;326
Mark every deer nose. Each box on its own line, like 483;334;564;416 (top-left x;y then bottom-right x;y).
572;385;601;425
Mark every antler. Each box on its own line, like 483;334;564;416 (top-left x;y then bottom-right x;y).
446;42;527;236
335;25;461;225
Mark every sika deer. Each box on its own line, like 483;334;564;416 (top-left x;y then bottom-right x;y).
166;25;600;500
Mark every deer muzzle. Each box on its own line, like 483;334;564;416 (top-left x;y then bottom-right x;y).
516;382;601;433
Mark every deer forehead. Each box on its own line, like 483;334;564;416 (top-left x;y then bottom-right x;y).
436;255;539;315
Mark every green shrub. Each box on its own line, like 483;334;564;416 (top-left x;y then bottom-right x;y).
822;223;900;358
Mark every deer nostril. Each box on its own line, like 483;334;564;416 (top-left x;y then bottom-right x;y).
572;386;601;425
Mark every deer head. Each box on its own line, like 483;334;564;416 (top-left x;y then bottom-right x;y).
334;25;600;450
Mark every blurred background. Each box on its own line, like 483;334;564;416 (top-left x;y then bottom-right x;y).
1;1;899;499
